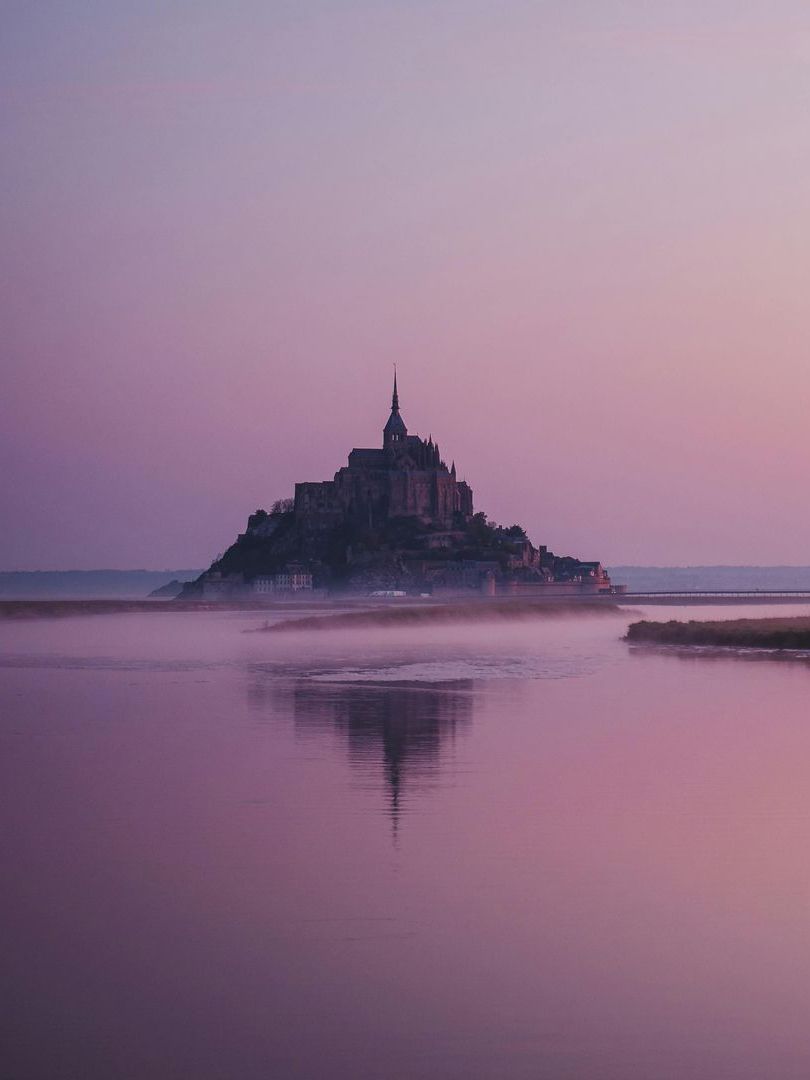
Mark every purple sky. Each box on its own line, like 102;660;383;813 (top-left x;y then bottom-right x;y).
4;2;810;569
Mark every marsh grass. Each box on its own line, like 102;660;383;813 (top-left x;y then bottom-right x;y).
626;616;810;649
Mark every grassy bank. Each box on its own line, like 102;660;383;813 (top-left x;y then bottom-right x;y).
264;600;625;632
626;616;810;649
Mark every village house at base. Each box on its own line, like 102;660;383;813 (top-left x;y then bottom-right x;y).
193;376;619;598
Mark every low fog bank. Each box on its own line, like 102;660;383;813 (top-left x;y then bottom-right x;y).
264;600;628;633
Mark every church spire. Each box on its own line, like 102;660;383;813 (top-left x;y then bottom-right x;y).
383;367;407;446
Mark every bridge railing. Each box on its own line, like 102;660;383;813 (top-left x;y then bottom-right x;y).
619;590;810;600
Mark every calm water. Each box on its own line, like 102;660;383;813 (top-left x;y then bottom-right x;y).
3;604;810;1080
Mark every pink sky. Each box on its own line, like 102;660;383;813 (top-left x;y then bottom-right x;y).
3;2;810;569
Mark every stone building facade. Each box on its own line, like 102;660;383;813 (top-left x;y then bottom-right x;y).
253;568;313;593
294;375;473;531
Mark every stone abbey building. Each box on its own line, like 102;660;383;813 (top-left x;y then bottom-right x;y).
294;374;473;531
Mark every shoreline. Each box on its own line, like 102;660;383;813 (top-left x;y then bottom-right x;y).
0;595;627;621
5;591;810;622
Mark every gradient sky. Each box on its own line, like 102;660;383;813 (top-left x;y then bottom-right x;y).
3;1;810;569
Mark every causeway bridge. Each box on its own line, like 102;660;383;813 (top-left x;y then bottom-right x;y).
614;591;810;606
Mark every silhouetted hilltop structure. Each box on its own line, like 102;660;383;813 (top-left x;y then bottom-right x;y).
296;371;473;532
182;376;616;597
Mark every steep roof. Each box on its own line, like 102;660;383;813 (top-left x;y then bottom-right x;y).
384;411;407;437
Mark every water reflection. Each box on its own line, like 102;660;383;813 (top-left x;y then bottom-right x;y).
628;643;810;667
276;679;473;837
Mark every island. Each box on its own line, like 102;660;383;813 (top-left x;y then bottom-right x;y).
181;375;621;600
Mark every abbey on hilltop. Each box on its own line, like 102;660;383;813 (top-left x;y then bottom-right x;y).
183;375;617;598
294;372;473;533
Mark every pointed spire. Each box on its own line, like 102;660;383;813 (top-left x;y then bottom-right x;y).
384;366;407;445
451;460;456;477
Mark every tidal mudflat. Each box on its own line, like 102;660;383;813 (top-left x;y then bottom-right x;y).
4;603;810;1079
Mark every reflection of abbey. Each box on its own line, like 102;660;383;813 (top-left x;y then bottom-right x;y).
294;373;473;532
277;677;474;839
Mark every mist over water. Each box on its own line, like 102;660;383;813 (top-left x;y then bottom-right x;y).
4;604;810;1079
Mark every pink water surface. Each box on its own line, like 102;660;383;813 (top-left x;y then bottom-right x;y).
2;605;810;1079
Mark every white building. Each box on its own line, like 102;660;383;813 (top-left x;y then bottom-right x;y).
253;569;313;594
